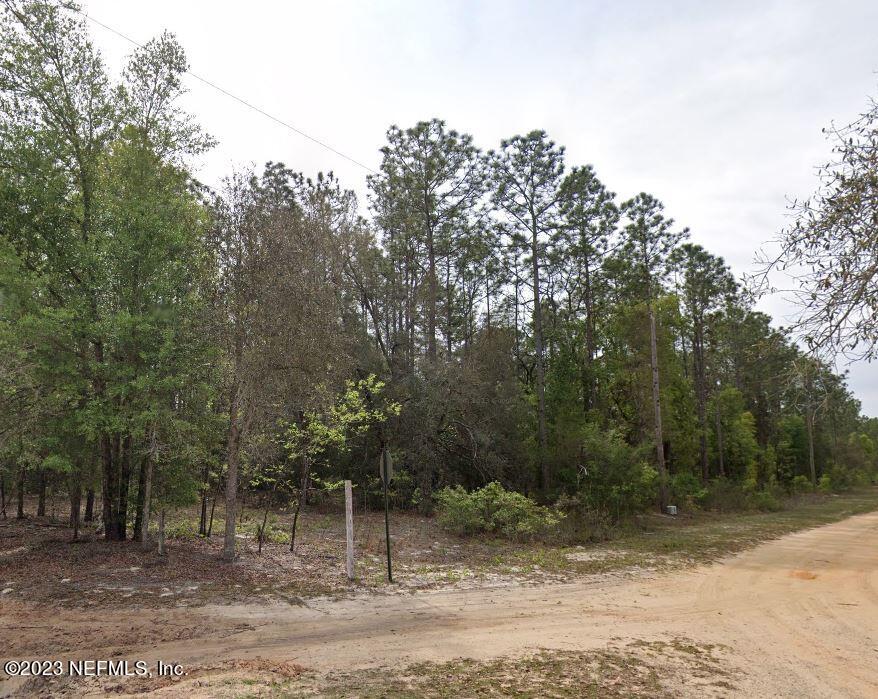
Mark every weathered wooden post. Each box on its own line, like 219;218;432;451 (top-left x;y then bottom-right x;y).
345;479;354;580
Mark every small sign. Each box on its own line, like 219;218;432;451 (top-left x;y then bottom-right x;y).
379;448;393;485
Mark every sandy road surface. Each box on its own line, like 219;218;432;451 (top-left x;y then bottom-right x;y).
4;510;878;696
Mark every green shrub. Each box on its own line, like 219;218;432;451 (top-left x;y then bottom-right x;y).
670;472;707;510
164;517;198;539
554;493;615;542
435;482;561;540
746;490;783;511
826;463;864;491
700;478;749;512
575;425;656;521
699;478;783;512
790;474;813;495
817;473;833;493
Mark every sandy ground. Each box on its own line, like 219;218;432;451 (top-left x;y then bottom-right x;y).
3;509;877;697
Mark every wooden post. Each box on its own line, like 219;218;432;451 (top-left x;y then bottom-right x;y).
344;480;354;580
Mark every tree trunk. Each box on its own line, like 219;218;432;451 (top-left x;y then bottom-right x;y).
716;397;726;478
101;433;121;540
649;306;669;510
223;375;242;562
199;463;209;536
84;489;94;522
806;409;817;486
95;337;122;540
157;509;166;556
425;204;438;363
445;262;453;355
116;435;132;540
69;477;81;542
531;220;549;492
0;475;6;519
16;465;24;519
133;454;147;542
485;264;492;330
36;471;46;517
694;324;709;482
258;500;270;555
139;441;154;550
207;496;217;537
290;455;310;552
512;259;521;365
290;499;301;553
583;257;596;411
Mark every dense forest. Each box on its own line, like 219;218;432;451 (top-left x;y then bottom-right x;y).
1;1;876;559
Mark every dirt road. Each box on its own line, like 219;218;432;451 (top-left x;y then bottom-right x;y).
4;509;878;696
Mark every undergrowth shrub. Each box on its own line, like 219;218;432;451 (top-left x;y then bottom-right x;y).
790;474;813;495
555;494;614;542
435;482;561;540
699;478;782;512
670;472;707;510
825;463;869;491
746;489;783;511
575;425;656;521
164;517;198;539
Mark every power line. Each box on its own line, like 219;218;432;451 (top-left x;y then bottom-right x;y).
74;8;377;175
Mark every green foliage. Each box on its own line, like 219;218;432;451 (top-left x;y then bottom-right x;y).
576;424;657;522
776;416;809;483
823;462;868;492
790;474;813;495
0;5;874;556
710;389;759;480
164;516;198;540
670;472;707;509
435;482;562;540
746;489;783;512
699;478;782;512
283;374;399;463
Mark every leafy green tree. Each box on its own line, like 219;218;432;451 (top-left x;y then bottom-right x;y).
709;389;759;481
211;164;357;560
1;3;216;541
282;375;399;547
671;244;736;480
556;164;618;410
368;119;485;364
618;193;687;508
489;130;565;493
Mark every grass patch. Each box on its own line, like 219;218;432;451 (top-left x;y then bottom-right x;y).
604;489;878;568
216;637;733;697
455;488;878;580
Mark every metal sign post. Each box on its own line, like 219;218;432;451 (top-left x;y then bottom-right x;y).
380;447;393;583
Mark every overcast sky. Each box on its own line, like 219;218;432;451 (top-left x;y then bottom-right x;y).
83;0;878;415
